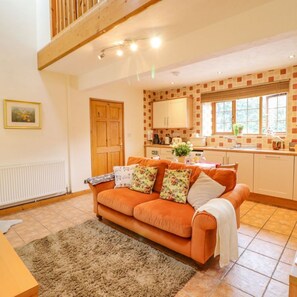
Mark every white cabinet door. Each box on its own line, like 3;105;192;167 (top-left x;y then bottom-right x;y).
160;148;175;161
153;98;193;129
146;147;160;158
254;154;294;199
203;150;226;164
168;98;192;128
153;101;168;129
227;152;254;192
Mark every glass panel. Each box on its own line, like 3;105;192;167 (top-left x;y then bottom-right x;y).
278;95;286;107
236;99;247;110
278;107;286;120
216;102;224;112
236;110;247;122
225;122;232;132
268;96;277;108
225;101;232;111
247;122;259;134
277;121;286;132
248;109;259;122
216;123;224;132
248;97;259;109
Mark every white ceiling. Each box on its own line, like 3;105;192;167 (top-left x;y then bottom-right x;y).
45;0;297;90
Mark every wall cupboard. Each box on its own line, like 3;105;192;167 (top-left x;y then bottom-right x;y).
152;97;193;129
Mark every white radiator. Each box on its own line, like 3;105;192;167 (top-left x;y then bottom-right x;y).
0;161;67;208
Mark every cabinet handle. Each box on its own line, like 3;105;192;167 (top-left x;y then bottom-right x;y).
167;117;169;126
264;155;280;159
164;117;166;126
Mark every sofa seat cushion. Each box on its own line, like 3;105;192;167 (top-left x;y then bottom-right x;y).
97;188;159;216
133;199;194;238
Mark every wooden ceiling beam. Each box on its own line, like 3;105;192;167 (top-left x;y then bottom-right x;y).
37;0;161;70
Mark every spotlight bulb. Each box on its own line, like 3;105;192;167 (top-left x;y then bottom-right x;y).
150;36;161;49
116;49;124;57
97;52;105;60
130;42;138;52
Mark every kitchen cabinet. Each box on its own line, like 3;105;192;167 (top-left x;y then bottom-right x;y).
254;154;294;199
227;152;254;192
146;147;175;161
203;150;226;164
152;97;193;129
203;150;254;191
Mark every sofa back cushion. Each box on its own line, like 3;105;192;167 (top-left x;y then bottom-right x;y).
127;157;171;193
160;169;192;203
187;172;226;209
130;165;158;194
167;163;201;186
168;163;236;193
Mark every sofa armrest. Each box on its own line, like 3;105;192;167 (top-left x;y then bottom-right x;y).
190;183;250;263
220;183;250;209
87;179;115;214
192;211;217;230
191;184;249;231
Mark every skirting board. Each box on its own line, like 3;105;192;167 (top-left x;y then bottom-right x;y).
0;189;91;216
247;192;297;211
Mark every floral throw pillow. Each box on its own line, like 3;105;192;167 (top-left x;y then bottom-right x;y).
130;166;158;194
160;169;192;203
113;164;138;188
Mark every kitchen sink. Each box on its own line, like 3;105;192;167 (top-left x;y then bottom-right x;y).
229;146;257;150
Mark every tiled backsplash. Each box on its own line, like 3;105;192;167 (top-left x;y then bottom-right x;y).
143;66;297;149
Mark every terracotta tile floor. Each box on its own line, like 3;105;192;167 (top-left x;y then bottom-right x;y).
1;196;296;296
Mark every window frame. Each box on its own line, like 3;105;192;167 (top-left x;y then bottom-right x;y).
208;93;287;136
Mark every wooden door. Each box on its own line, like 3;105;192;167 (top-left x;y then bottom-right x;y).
90;99;124;176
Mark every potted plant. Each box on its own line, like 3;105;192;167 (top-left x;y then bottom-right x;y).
233;123;244;136
171;142;193;163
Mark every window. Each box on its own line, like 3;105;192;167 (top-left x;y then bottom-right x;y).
201;81;289;136
236;97;260;134
263;94;287;133
215;101;232;133
202;92;287;136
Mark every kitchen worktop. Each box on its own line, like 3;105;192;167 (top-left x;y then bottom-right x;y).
145;144;297;156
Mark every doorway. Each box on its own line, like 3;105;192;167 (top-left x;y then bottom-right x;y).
90;99;125;176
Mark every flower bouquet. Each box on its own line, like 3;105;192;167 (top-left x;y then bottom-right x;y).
171;141;193;163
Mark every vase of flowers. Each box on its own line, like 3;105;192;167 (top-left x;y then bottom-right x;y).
171;142;193;163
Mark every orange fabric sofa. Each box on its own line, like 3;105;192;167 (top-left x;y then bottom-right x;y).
88;156;250;264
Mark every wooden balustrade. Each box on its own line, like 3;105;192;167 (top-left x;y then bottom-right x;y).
51;0;99;37
39;0;160;69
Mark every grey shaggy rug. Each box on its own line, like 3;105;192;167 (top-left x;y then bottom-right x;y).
16;220;196;297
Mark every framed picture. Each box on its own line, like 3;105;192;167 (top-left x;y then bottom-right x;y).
4;100;41;129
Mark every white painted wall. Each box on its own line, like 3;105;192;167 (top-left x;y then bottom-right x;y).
0;0;145;195
0;1;69;185
36;0;51;50
67;80;144;192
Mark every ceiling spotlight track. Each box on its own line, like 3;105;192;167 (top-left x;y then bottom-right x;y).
97;36;161;60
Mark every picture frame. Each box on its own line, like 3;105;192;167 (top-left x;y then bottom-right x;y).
3;99;41;129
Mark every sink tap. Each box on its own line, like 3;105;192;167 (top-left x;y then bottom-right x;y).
225;136;241;148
